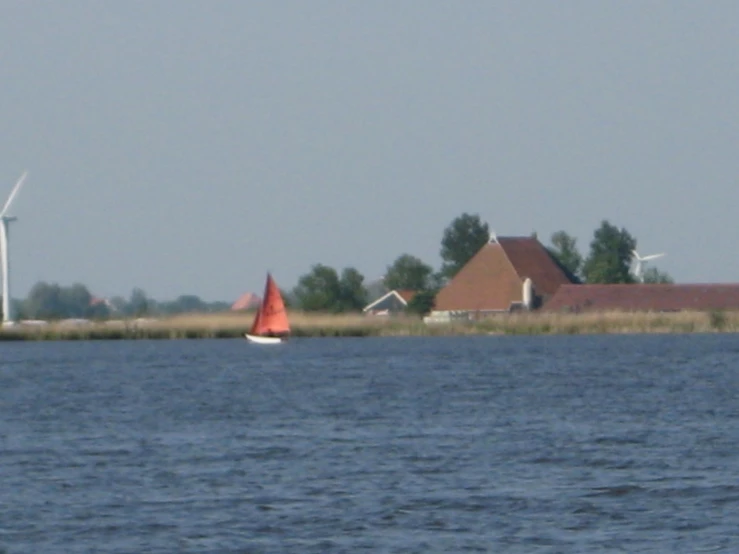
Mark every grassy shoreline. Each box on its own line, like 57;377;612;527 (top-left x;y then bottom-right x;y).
0;310;737;341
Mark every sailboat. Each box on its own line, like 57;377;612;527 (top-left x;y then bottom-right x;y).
245;273;291;344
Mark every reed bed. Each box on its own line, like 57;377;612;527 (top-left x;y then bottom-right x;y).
462;310;739;335
0;309;737;341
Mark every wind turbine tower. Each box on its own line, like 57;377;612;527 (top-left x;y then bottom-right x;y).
0;171;28;326
631;249;666;283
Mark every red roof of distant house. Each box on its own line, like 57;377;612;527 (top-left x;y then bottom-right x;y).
434;236;574;312
543;284;739;312
231;292;261;311
396;289;416;303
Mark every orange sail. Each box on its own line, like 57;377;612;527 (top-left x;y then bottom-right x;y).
249;273;290;337
248;306;263;336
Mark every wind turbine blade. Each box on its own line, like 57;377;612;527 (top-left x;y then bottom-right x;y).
0;171;28;217
631;249;641;260
642;253;665;261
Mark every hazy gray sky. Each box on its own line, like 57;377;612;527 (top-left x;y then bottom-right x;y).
2;1;738;301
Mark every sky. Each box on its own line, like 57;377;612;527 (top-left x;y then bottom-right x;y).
1;1;738;302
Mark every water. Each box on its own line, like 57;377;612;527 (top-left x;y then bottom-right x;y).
1;334;739;553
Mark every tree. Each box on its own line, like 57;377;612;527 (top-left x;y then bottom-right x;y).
158;295;206;314
337;267;368;312
87;299;111;320
642;267;674;284
60;283;93;318
439;213;490;279
293;264;340;312
428;271;447;291
384;254;434;291
23;281;100;319
547;230;583;279
293;264;341;311
582;220;637;284
10;298;26;320
24;282;64;319
175;295;205;312
381;255;442;317
293;264;367;312
128;287;150;316
406;290;436;316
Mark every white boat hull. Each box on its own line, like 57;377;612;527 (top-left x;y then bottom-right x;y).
245;334;286;345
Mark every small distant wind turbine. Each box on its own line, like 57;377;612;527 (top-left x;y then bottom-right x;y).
0;171;28;325
631;249;665;282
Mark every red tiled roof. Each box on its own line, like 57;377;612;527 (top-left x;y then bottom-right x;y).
396;289;416;303
543;284;739;312
231;292;261;311
497;237;573;296
434;236;574;312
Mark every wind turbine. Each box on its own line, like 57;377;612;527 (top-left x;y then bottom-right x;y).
0;171;28;326
631;249;665;282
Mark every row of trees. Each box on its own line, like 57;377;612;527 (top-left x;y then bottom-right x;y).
547;222;672;284
11;283;230;321
6;213;671;320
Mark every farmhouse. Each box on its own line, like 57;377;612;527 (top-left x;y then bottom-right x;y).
427;234;575;322
543;283;739;312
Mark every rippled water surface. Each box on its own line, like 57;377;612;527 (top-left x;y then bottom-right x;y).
2;334;739;553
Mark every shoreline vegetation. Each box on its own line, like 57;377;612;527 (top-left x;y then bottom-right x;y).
0;310;737;341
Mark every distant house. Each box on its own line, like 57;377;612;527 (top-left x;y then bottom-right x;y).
231;292;261;311
89;296;116;314
363;289;416;316
427;235;575;322
543;283;739;313
89;297;114;309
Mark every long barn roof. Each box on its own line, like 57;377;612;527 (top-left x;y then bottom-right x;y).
543;283;739;312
